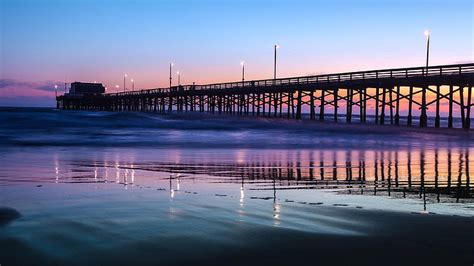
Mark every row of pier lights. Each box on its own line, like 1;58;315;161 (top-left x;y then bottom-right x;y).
159;30;430;90
54;29;432;97
165;44;280;89
111;74;136;93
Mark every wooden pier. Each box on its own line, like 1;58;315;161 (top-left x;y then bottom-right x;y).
57;63;474;129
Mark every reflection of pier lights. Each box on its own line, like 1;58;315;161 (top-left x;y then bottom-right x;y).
456;151;463;203
169;174;175;198
74;150;470;206
93;161;98;182
465;150;471;201
419;150;426;199
419;149;427;210
272;176;280;224
374;151;380;195
115;161;120;184
176;174;181;191
434;149;439;202
104;161;108;183
124;168;129;189
54;155;59;183
273;201;281;223
394;151;399;187
240;173;245;207
387;151;392;196
169;173;181;199
447;150;452;189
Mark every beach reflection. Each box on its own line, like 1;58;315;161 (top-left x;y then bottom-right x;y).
1;147;474;265
0;146;472;211
30;147;472;206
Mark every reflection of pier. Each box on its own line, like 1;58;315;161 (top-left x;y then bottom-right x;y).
62;149;473;203
57;64;474;129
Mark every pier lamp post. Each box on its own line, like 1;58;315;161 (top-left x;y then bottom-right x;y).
169;62;174;88
424;30;430;75
273;44;279;80
123;74;127;93
131;79;134;91
54;85;58;97
177;71;181;86
420;30;430;127
115;85;119;93
240;61;245;82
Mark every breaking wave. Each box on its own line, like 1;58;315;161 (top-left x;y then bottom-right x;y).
0;107;472;149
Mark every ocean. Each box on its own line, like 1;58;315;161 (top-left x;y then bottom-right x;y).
0;107;473;265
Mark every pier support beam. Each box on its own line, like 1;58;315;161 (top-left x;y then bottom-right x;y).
435;85;441;128
359;89;364;123
465;86;472;129
346;88;353;123
389;87;394;125
333;88;338;122
319;90;325;121
296;89;302;119
407;86;413;126
375;87;380;124
419;86;428;127
380;88;386;125
395;85;400;125
448;85;454;128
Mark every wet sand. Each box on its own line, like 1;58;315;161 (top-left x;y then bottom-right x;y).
2;218;473;266
0;169;473;266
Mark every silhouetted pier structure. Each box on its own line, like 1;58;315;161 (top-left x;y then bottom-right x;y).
57;63;474;129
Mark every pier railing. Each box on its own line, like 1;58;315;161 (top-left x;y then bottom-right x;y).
106;63;474;97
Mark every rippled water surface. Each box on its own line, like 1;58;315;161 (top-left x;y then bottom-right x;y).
0;108;473;265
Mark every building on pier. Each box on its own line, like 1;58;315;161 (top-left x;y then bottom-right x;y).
69;82;105;96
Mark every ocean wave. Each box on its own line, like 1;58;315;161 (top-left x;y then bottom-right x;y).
0;107;472;148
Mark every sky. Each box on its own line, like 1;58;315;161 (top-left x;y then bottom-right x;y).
0;0;473;107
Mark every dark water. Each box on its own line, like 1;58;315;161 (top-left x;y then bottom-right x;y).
0;107;473;265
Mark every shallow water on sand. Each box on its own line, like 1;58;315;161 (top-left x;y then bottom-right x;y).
0;108;473;265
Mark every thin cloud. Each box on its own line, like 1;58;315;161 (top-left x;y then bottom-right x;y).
0;79;60;94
